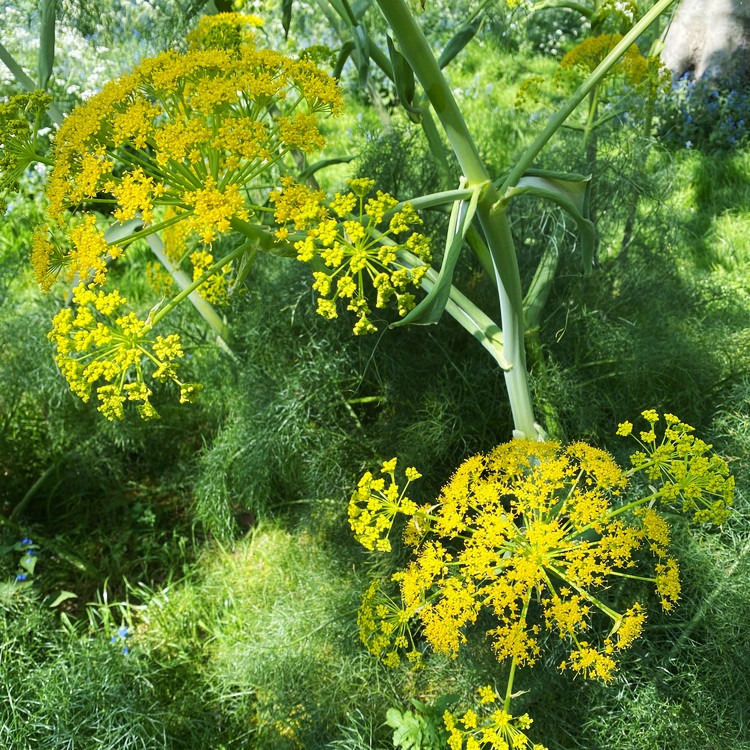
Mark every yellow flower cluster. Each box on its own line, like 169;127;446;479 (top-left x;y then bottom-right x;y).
48;284;201;420
271;177;432;334
443;687;547;750
513;75;546;113
357;578;423;668
0;90;51;210
31;15;343;416
556;33;671;102
38;16;342;292
558;35;649;85
618;410;734;524
348;457;421;552
190;249;231;305
186;12;264;52
352;435;696;683
31;225;65;291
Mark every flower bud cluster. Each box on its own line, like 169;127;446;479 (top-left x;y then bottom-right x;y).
348;457;422;552
357;578;423;669
0;91;51;212
618;410;734;524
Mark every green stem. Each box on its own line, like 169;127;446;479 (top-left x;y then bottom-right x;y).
582;84;600;153
145;233;233;350
107;213;186;249
150;242;250;328
230;216;277;251
500;0;677;194
375;0;538;439
425;269;510;371
608;571;655;582
395;247;511;370
9;463;57;522
418;104;453;186
523;237;560;333
392;187;474;212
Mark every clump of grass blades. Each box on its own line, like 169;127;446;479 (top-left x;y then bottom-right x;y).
135;522;409;748
0;591;189;749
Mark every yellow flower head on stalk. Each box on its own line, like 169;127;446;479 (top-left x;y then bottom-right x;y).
357;578;423;668
38;31;342;288
352;438;697;683
0;90;51;211
348;458;421;552
443;687;547;750
558;35;650;86
48;284;201;420
271;177;432;334
556;32;672;107
619;410;734;524
31;224;67;291
186;12;264;53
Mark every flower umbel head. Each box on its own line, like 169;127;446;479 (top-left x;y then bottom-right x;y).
443;686;547;750
352;438;690;682
621;410;734;524
49;284;200;419
186;12;264;53
0;90;51;210
357;578;423;668
38;33;342;289
272;177;432;334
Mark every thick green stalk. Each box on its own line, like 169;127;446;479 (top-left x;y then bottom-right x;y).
500;0;677;193
150;243;249;328
376;0;538;438
230;216;277;251
145;233;233;351
399;248;510;370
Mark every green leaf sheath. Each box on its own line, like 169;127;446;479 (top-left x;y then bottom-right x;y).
38;0;57;89
375;0;537;438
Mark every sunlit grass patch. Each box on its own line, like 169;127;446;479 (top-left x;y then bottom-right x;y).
136;522;402;748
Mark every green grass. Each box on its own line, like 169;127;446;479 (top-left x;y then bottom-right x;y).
128;522;404;748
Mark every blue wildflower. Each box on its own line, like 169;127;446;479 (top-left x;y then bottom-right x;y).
111;624;131;655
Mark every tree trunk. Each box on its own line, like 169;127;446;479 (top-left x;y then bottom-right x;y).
661;0;750;78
